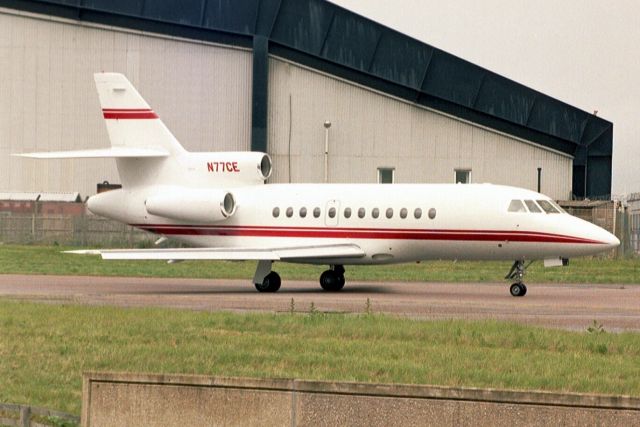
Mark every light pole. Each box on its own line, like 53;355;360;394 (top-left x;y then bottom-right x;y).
324;121;331;183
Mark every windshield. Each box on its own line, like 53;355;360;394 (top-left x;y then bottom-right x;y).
524;200;542;213
536;200;560;214
508;200;527;213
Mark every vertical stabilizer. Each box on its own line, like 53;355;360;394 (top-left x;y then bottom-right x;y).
94;73;186;187
94;73;185;155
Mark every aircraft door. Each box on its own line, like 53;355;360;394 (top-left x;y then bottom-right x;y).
325;200;340;227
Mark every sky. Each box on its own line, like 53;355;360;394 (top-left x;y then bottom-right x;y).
332;0;640;196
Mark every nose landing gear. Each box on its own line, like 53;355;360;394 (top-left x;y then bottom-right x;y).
509;282;527;297
506;260;529;297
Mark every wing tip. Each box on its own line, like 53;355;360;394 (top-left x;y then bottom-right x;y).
64;250;102;255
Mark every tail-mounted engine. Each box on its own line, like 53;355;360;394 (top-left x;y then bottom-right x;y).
145;188;236;223
199;152;272;186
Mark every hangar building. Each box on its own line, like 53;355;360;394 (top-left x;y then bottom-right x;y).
0;0;613;201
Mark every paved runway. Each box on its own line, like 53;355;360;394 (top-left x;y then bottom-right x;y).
0;274;638;331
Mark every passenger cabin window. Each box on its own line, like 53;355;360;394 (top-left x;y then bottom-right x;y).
455;169;471;184
400;208;407;219
372;208;380;219
537;200;560;214
428;208;436;219
272;207;280;218
344;207;352;218
414;208;422;219
300;207;307;218
386;208;393;219
524;200;542;213
358;208;366;218
378;167;395;184
286;207;293;218
313;207;321;218
508;200;527;213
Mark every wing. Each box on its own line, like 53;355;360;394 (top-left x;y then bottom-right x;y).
65;243;365;261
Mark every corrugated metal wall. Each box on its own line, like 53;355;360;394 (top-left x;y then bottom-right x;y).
1;10;574;201
0;10;252;197
268;58;572;200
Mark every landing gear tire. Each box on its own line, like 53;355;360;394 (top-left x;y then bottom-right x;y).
506;260;529;297
255;271;281;293
510;283;527;297
320;270;345;292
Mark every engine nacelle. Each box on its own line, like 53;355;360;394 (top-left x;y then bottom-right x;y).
145;188;236;223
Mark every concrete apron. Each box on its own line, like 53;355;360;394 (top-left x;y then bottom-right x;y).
82;372;640;427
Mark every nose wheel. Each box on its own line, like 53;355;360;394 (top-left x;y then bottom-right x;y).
505;260;529;297
509;282;527;297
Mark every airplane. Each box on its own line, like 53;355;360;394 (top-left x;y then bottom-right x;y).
17;73;620;297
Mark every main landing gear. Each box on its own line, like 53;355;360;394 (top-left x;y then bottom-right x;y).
319;265;345;292
253;261;347;292
253;260;281;292
505;260;529;297
255;271;281;292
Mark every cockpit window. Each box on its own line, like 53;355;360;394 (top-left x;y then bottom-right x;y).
508;200;527;213
537;200;560;214
549;200;567;214
524;200;542;213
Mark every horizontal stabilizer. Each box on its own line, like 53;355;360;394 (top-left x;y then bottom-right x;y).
65;243;365;261
15;147;169;159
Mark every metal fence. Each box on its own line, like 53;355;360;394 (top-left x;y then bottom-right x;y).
0;214;153;247
628;211;639;255
0;402;79;427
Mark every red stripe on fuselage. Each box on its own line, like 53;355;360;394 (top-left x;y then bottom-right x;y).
102;108;158;119
130;224;603;245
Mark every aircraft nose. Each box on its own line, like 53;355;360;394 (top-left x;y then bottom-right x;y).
592;224;620;249
605;232;621;249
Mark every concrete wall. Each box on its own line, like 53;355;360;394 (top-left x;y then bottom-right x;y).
268;58;573;200
82;372;640;427
0;8;252;197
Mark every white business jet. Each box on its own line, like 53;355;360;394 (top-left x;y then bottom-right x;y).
18;73;620;297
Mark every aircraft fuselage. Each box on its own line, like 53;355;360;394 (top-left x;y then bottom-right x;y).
88;182;618;265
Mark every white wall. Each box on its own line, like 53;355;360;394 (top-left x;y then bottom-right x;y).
0;9;574;201
0;9;252;197
268;58;573;200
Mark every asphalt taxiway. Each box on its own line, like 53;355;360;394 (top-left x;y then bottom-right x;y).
0;274;638;331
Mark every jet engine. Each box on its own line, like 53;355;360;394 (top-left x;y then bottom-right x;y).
145;188;236;223
197;152;272;186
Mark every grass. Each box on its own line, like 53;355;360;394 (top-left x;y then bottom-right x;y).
1;300;640;416
0;244;638;283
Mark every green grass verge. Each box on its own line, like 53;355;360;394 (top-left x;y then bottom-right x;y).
0;244;638;283
1;300;640;415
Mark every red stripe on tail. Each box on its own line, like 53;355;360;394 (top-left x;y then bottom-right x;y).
102;109;158;119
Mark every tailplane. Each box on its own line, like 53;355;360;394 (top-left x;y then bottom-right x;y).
16;73;270;190
17;73;187;188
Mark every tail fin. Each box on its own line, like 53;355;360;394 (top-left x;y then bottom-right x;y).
94;73;185;156
17;73;189;189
